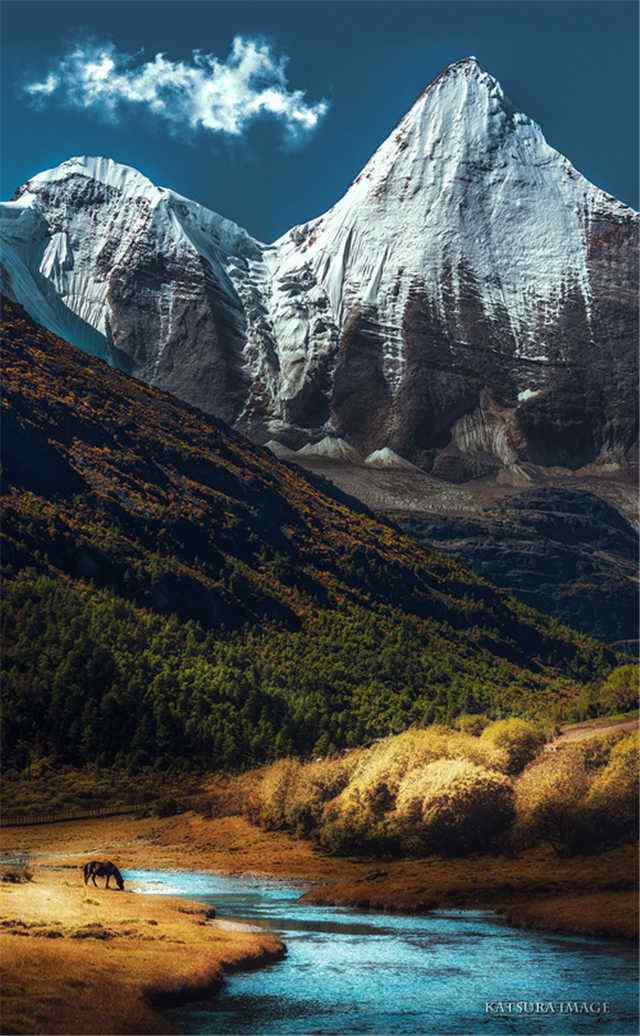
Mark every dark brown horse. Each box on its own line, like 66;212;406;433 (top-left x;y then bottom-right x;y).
83;860;125;890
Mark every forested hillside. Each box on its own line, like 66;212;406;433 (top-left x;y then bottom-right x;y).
1;298;617;771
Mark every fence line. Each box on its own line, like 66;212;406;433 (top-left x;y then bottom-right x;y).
0;803;151;828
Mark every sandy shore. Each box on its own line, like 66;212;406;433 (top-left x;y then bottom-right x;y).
0;863;283;1035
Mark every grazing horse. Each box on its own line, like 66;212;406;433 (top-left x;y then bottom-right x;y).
83;860;125;890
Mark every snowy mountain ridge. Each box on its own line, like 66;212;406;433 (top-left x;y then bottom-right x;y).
2;57;638;479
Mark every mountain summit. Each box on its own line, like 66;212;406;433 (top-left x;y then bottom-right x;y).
1;59;637;480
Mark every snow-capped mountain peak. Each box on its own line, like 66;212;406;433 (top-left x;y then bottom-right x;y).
1;58;637;477
18;155;162;200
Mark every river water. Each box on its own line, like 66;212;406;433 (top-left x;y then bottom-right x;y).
128;868;638;1036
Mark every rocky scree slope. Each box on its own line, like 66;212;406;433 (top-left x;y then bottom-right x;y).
0;298;617;767
1;58;637;480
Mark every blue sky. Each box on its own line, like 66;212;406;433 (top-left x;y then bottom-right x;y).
2;1;637;241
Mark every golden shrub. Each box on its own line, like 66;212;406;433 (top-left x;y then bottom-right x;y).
454;713;490;737
318;727;508;837
585;732;639;843
246;749;364;835
514;732;639;854
316;802;394;856
245;723;548;855
514;746;589;850
392;758;514;854
451;731;509;773
327;728;450;820
280;752;363;836
481;718;546;774
248;758;303;830
580;729;627;772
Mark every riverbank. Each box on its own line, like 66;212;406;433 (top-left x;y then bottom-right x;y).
3;811;637;942
0;865;283;1035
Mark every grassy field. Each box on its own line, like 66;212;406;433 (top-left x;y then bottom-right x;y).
0;866;283;1035
2;810;637;942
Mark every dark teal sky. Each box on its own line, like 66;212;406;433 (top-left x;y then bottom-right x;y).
2;1;638;241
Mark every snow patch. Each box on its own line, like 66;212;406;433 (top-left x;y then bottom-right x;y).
270;56;633;391
365;448;419;470
27;155;162;201
297;437;362;462
1;58;637;450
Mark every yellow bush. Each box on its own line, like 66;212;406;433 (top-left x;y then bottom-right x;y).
247;758;303;830
514;747;589;850
316;803;394;856
451;731;509;773
513;733;637;854
326;728;449;823
455;713;490;737
481;718;546;774
580;729;627;772
344;727;505;801
244;723;550;856
280;752;363;836
248;750;363;836
392;758;514;854
585;732;639;844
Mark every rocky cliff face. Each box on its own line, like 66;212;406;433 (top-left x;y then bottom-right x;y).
2;58;637;479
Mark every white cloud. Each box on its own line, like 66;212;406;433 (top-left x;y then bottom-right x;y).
27;73;59;97
24;36;329;142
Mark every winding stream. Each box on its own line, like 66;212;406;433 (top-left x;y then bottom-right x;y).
128;869;638;1035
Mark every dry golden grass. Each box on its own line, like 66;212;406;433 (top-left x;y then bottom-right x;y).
299;839;638;930
499;890;638;941
0;866;283;1035
1;809;636;942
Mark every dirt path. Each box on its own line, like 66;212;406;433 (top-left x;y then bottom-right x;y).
549;716;638;748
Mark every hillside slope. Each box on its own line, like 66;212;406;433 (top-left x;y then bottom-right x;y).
0;298;616;770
